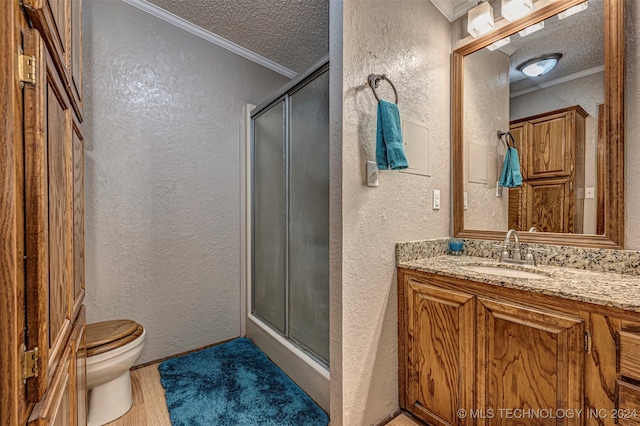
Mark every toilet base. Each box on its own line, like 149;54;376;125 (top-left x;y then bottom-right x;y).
88;370;133;426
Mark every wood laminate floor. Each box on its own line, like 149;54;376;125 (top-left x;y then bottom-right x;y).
105;363;422;426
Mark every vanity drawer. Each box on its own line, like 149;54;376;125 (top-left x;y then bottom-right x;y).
617;381;640;425
620;331;640;381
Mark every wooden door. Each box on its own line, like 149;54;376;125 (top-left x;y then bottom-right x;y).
476;297;584;426
404;277;475;426
24;24;73;402
527;111;571;179
525;178;571;233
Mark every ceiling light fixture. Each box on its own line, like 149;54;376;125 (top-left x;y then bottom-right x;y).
558;1;588;20
518;21;545;37
467;1;495;38
518;53;562;77
487;37;511;51
501;0;534;22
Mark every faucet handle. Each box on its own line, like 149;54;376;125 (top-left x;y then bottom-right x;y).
524;246;546;266
491;242;510;260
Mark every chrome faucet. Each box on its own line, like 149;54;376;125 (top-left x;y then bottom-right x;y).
504;229;522;261
493;229;545;266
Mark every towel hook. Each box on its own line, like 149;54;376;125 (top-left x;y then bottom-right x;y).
368;74;398;104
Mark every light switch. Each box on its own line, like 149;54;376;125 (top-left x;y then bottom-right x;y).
464;192;468;210
366;161;379;187
433;189;441;210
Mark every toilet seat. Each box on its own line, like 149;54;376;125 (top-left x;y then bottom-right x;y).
87;320;144;357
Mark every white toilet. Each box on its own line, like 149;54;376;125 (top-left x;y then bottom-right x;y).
86;320;146;426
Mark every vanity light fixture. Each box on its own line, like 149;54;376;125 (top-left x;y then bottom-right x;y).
467;1;495;38
501;0;533;22
518;53;562;77
487;37;511;51
518;21;544;37
558;1;588;19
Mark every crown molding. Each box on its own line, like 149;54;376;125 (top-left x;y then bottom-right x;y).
510;65;605;98
121;0;298;79
430;0;481;22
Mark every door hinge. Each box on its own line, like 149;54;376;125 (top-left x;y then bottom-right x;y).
21;345;39;380
18;48;36;87
584;331;592;354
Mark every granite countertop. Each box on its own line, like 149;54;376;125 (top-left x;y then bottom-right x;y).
399;255;640;313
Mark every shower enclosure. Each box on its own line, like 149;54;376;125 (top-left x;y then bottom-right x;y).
250;58;330;370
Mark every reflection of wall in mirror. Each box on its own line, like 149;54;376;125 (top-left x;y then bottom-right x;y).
464;48;510;231
510;72;603;234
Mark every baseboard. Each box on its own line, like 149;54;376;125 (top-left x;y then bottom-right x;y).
131;336;238;370
246;315;330;412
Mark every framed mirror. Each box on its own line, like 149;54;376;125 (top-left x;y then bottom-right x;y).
452;0;624;248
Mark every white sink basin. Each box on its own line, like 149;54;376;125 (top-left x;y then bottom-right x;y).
459;265;549;280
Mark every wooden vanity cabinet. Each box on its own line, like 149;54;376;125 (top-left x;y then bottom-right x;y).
399;268;640;426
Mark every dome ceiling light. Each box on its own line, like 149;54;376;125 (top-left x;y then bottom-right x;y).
517;53;563;77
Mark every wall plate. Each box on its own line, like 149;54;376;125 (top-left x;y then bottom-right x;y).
367;161;379;187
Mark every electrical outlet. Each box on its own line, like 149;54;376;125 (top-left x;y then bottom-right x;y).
464;192;468;210
585;187;595;199
433;189;441;210
496;183;502;197
366;161;379;187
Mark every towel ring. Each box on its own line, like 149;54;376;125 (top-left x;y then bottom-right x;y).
497;130;516;148
368;74;398;104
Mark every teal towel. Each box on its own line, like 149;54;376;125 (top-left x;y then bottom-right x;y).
499;146;523;188
376;100;408;170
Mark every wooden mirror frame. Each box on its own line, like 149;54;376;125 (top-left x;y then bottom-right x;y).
452;0;624;248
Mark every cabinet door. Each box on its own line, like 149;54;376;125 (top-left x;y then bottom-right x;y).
525;178;571;233
24;25;73;402
527;111;571;179
476;297;584;426
405;277;475;426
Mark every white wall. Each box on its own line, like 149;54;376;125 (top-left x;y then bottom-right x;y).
83;0;289;364
511;72;604;235
626;0;640;249
464;48;510;231
333;0;452;424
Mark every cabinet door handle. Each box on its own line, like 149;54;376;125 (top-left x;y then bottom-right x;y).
584;331;592;354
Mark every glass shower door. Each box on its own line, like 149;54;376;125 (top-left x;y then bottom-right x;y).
251;66;329;365
252;100;286;333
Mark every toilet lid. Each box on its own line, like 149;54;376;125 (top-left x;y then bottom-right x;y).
86;320;141;355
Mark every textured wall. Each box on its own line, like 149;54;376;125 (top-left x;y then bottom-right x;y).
626;0;640;249
464;48;510;231
337;1;452;424
511;72;604;235
83;0;289;364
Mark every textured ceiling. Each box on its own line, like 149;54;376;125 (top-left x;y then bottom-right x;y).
508;0;604;92
145;0;329;74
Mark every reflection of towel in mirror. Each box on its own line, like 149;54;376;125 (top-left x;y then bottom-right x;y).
376;100;409;170
499;147;522;188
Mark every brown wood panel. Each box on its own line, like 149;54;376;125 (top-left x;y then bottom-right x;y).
1;2;31;423
404;276;474;426
620;331;640;381
596;104;605;235
618;381;640;426
24;0;71;84
47;58;71;357
526;178;570;233
24;22;51;403
476;297;584;425
581;312;619;426
528;112;569;179
70;0;82;116
28;345;73;425
71;307;86;426
72;120;84;318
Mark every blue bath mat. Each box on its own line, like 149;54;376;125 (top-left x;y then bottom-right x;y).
158;337;328;425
